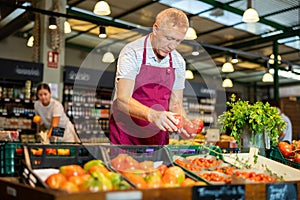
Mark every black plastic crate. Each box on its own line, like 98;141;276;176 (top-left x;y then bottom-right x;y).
23;143;103;169
269;146;300;169
0;142;23;176
19;144;103;188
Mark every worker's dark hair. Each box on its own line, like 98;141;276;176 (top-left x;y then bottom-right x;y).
36;83;51;94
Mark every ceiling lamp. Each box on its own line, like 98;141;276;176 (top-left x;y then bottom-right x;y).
185;19;197;40
262;62;274;82
262;71;274;82
192;46;199;56
185;70;194;79
27;36;34;47
231;54;239;64
93;1;111;16
64;21;72;33
242;0;259;23
99;26;107;38
269;54;282;65
48;16;57;30
222;57;234;72
222;78;233;88
102;51;115;63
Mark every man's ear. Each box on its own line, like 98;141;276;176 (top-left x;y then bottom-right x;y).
153;24;159;35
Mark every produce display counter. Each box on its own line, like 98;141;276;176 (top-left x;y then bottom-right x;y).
1;143;300;200
1;177;300;200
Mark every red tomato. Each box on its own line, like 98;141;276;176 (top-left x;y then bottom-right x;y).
173;114;183;129
293;153;300;163
191;119;204;133
278;141;294;158
183;119;198;134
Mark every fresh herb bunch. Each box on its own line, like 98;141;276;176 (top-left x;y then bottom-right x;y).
217;94;286;147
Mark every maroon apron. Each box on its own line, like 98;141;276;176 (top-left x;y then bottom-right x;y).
109;34;175;145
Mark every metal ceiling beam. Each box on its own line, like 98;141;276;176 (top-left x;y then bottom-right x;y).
226;27;300;50
0;11;33;41
197;0;287;30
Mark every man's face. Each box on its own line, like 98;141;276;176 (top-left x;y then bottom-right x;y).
153;24;187;58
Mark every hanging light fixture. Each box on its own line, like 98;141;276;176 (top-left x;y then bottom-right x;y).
48;16;57;30
231;54;239;64
262;71;274;82
262;62;274;83
93;1;111;16
242;0;259;23
222;57;234;72
185;70;194;79
192;46;199;56
98;26;107;38
185;19;197;40
222;78;233;88
64;20;72;34
27;35;34;47
268;54;282;65
102;51;115;63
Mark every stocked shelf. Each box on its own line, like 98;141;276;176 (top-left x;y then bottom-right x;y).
63;85;112;143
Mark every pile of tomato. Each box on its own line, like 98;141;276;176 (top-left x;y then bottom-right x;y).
234;171;276;183
188;156;221;169
278;141;300;163
197;172;231;184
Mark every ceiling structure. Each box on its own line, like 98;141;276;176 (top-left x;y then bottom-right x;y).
0;0;299;88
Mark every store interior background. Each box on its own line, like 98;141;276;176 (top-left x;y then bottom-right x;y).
0;0;299;141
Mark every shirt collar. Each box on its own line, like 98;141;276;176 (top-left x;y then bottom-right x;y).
146;36;170;64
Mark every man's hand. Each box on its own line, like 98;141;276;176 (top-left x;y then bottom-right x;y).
148;110;180;132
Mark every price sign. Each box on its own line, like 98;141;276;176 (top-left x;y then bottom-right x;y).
51;127;65;137
266;183;297;200
192;185;245;200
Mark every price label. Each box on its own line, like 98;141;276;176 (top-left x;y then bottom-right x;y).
266;183;297;200
51;127;65;137
106;191;142;200
192;185;245;200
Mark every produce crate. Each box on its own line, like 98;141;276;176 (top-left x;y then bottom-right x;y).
166;144;240;160
19;144;104;188
102;145;172;166
0;142;23;177
269;146;300;169
165;145;201;158
102;145;205;187
23;143;102;169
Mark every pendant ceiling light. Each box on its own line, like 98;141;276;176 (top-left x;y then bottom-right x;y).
102;51;115;63
262;62;274;83
99;26;107;38
222;57;234;73
27;35;34;47
242;0;259;23
192;46;199;56
268;54;282;65
64;21;72;34
231;54;239;64
185;70;194;80
262;72;274;83
93;1;111;16
222;78;233;88
48;16;57;30
185;18;197;40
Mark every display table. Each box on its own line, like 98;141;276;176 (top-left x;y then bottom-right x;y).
1;177;299;200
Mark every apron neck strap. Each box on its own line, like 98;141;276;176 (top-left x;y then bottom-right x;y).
142;34;172;68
